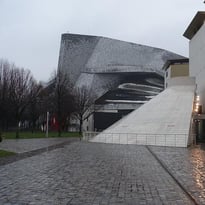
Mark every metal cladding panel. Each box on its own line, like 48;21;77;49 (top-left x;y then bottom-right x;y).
58;33;185;86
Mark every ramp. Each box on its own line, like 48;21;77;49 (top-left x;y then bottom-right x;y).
91;84;195;147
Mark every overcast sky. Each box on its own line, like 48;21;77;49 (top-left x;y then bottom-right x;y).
0;0;204;81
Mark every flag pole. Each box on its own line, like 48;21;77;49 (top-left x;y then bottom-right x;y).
46;111;49;137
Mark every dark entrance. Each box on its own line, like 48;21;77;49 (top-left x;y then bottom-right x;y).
94;110;133;131
195;119;205;143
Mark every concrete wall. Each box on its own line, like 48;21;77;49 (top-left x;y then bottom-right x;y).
170;64;189;78
164;64;189;88
190;23;205;112
167;77;195;88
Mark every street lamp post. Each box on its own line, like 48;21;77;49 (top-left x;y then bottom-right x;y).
46;111;49;137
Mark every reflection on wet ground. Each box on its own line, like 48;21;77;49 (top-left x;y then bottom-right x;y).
0;140;205;204
0;138;78;166
150;144;205;205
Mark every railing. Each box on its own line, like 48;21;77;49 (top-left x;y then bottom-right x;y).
83;132;100;141
83;132;196;147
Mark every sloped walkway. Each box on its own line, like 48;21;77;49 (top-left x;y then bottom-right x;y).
91;85;195;147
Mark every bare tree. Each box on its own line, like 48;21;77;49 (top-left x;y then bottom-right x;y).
0;59;15;132
74;86;96;135
25;83;44;133
0;59;42;138
9;68;41;138
49;70;75;137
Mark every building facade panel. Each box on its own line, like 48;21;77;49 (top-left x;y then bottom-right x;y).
170;64;189;78
189;23;205;112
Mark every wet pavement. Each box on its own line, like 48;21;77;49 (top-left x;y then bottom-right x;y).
0;138;79;153
0;138;79;166
0;140;205;205
150;145;205;205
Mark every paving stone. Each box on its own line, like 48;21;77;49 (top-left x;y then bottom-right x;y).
0;141;198;205
150;144;205;205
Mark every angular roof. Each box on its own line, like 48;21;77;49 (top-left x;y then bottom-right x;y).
84;36;184;76
184;11;205;40
58;33;186;98
162;58;189;71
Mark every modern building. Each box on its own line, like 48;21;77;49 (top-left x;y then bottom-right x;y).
184;11;205;141
84;11;205;147
58;33;186;132
184;11;205;112
89;11;205;147
89;50;195;147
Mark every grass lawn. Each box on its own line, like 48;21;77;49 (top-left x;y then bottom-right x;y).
0;150;16;158
2;131;81;139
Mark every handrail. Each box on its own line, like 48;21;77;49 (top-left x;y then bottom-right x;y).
83;131;193;136
83;131;196;147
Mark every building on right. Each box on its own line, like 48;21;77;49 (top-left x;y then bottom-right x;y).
184;11;205;112
184;11;205;142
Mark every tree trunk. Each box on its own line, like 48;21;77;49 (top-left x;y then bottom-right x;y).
15;114;20;139
79;117;83;140
0;130;2;143
79;119;82;133
31;117;38;133
58;116;62;137
16;126;19;139
58;127;61;137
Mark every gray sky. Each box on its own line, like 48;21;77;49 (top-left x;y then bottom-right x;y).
0;0;204;81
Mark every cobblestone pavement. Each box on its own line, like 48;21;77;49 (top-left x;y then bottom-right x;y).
0;138;79;153
150;145;205;205
0;138;78;166
0;142;195;205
